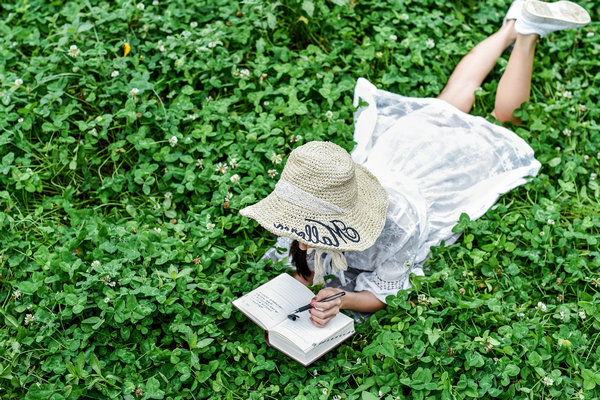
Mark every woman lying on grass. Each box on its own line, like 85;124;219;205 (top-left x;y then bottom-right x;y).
240;0;591;327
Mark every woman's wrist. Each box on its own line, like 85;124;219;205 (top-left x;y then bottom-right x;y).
338;289;386;313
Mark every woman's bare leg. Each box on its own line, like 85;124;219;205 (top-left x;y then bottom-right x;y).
492;34;538;124
437;21;518;113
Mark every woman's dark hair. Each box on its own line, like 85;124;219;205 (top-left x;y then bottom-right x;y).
289;240;311;279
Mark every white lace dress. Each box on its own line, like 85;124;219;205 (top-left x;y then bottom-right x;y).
263;78;541;304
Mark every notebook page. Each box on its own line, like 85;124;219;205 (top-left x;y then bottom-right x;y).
271;311;352;352
232;274;314;331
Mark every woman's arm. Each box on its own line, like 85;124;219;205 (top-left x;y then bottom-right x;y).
308;287;386;328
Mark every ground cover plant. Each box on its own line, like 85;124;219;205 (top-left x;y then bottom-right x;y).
1;0;599;398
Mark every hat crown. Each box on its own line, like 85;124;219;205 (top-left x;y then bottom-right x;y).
281;142;357;211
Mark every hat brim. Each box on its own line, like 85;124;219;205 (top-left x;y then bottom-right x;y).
240;164;389;252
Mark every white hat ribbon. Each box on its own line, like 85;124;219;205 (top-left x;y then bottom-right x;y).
308;248;348;286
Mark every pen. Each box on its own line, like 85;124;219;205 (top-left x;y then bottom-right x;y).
288;292;346;316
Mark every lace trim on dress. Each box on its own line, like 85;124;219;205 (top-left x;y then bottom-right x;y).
374;271;406;291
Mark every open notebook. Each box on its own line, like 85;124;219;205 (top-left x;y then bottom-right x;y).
232;273;355;366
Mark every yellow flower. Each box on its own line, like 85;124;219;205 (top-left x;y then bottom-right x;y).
123;42;131;57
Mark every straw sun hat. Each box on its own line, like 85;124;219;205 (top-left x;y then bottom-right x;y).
240;141;389;283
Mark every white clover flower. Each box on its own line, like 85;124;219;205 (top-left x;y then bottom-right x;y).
206;222;215;230
270;154;283;164
321;388;328;395
230;174;240;184
68;45;80;57
540;231;545;236
591;173;597;181
13;289;22;300
18;117;24;123
181;30;191;39
24;314;35;325
153;0;159;4
188;114;196;120
578;104;587;112
104;297;111;303
417;294;429;306
130;87;139;99
224;192;233;202
208;42;217;49
229;158;238;168
153;227;161;233
584;155;589;162
399;13;409;20
555;146;561;151
164;192;172;199
215;162;228;174
267;169;278;178
196;158;204;168
536;302;547;312
111;70;119;78
563;91;572;99
579;310;586;319
542;377;554;387
137;2;145;10
379;390;384;397
562;128;571;136
72;66;79;73
376;51;383;58
168;135;178;147
547;219;555;225
325;110;333;119
333;395;342;400
158;44;166;52
206;95;214;102
425;38;435;49
14;78;23;88
316;73;323;79
356;357;361;364
587;31;594;37
190;21;198;28
239;69;250;79
26;167;33;174
517;312;525;317
91;260;101;268
389;34;398;41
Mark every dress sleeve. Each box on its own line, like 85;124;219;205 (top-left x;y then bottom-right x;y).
352;188;426;304
261;236;294;268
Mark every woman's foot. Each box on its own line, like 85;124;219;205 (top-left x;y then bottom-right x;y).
515;0;591;37
504;0;525;25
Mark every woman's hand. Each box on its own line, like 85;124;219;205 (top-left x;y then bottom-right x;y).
309;287;345;328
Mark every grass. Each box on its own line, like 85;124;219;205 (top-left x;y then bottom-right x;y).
0;0;599;399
